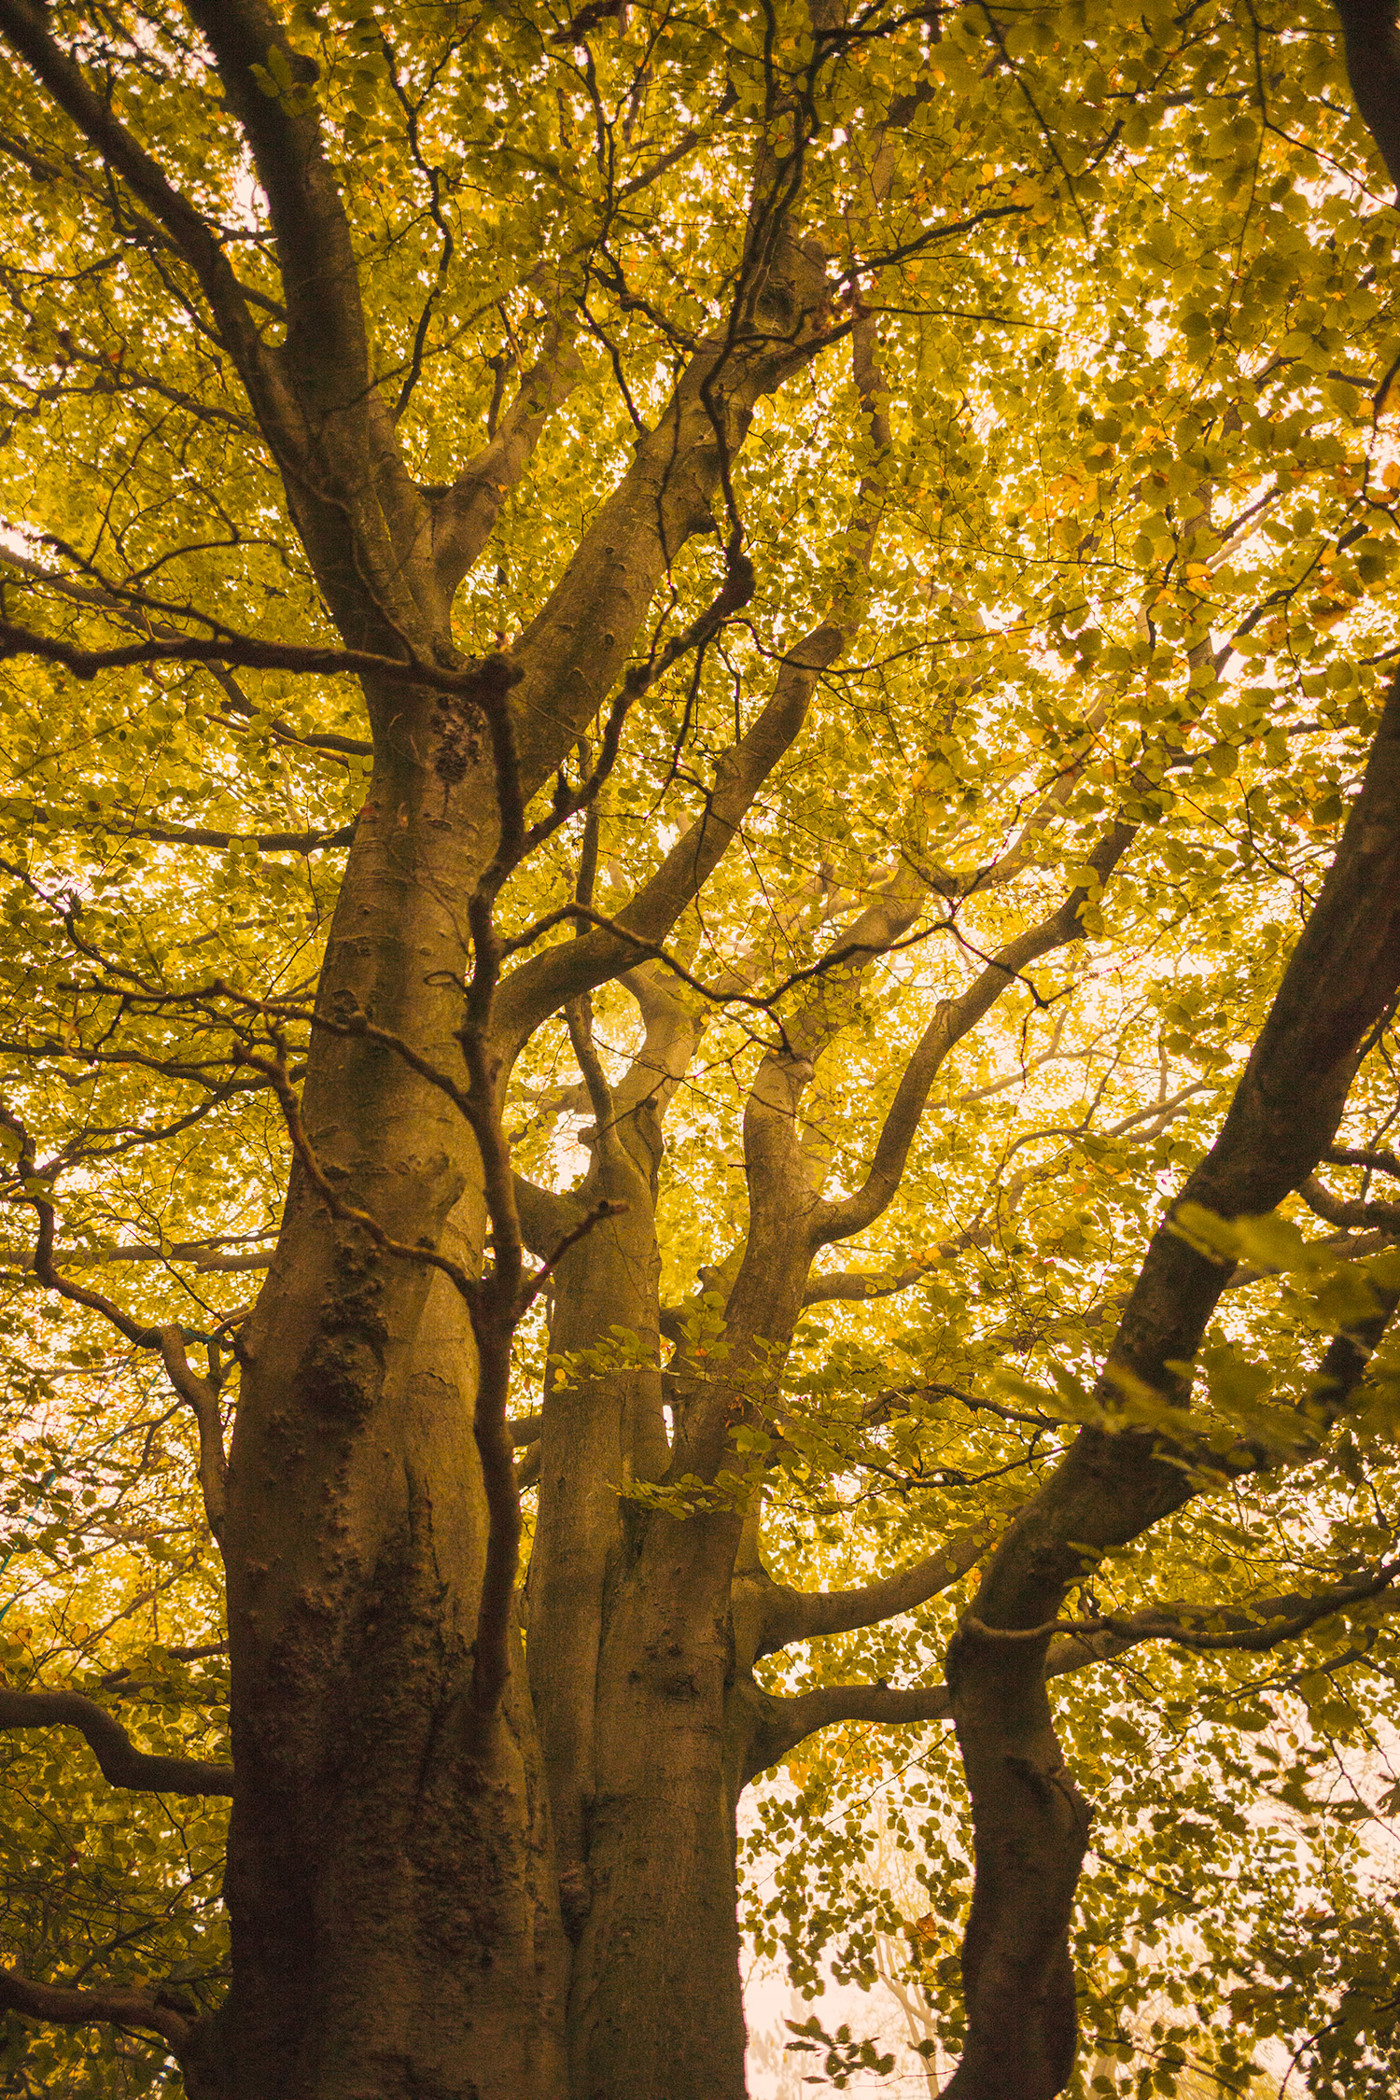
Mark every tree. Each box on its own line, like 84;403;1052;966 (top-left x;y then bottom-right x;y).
2;1;1400;2096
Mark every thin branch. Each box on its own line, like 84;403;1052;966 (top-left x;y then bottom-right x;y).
0;0;286;439
810;822;1136;1248
491;619;844;1071
739;1561;1400;1785
431;326;584;595
0;608;515;698
155;1329;227;1544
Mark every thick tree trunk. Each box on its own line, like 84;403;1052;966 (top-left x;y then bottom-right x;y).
567;1514;750;2100
217;744;571;2100
524;987;751;2100
221;1269;569;2100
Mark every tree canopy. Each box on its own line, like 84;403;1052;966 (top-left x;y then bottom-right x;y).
2;2;1400;2097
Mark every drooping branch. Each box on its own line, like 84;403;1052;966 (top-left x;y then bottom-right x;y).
0;1688;235;1796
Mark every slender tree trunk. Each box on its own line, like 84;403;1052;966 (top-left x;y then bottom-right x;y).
527;1167;661;1925
940;1642;1085;2100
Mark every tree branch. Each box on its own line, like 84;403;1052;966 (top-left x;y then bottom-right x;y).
742;1678;953;1781
431;327;585;597
0;546;371;758
156;1328;228;1544
810;822;1136;1247
0;0;292;449
491;619;843;1071
1328;1141;1400;1180
754;1514;1012;1655
0;1963;191;2053
182;0;368;413
508;234;834;798
739;1563;1400;1786
1298;1171;1400;1232
0;1688;234;1795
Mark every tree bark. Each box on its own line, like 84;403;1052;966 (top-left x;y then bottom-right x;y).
566;1509;750;2100
219;720;570;2099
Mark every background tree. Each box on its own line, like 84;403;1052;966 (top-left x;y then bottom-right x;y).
2;3;1400;2099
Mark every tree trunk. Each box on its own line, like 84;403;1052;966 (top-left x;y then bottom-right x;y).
940;1637;1086;2100
217;744;571;2100
566;1513;750;2100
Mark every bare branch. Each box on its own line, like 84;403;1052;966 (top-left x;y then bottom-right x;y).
1328;1141;1400;1180
1299;1171;1400;1232
492;620;843;1071
156;1329;228;1544
742;1678;953;1782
